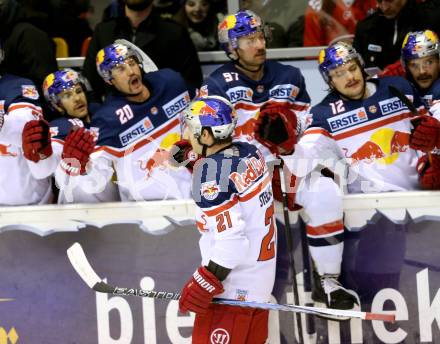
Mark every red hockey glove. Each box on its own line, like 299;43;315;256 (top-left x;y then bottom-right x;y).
60;127;95;176
179;266;224;315
417;154;440;190
170;140;200;172
272;166;300;211
22;119;53;162
410;115;440;152
255;103;298;156
379;60;405;77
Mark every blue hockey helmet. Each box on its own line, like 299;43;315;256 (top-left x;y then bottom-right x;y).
218;10;270;56
96;42;142;82
183;96;237;140
318;41;365;83
43;68;90;108
401;30;440;67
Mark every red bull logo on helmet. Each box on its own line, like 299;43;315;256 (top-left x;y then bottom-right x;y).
201;180;220;200
327;107;368;132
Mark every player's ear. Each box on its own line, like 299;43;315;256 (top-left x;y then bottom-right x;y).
53;103;65;114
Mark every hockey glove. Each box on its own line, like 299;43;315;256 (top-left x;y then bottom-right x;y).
417;154;440;190
255;103;298;156
379;60;405;77
170;140;200;172
179;266;224;315
60;127;95;176
410;115;440;152
22;119;53;162
272;166;300;211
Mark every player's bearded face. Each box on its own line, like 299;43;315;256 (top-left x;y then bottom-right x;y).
329;60;366;100
236;31;266;68
110;58;145;96
407;55;440;90
59;84;88;119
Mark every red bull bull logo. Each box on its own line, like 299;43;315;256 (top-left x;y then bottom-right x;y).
201;181;220;200
138;148;170;178
0;144;17;157
21;85;38;100
344;128;410;165
200;103;217;117
234;118;257;142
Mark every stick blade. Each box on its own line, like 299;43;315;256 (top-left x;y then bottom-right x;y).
67;242;102;288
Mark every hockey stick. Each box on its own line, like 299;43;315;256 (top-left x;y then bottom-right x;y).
278;162;304;343
66;242;396;323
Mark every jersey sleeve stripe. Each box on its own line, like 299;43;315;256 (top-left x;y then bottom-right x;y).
202;195;239;217
8;103;42;115
238;173;271;202
95;117;180;157
306;220;344;237
303;127;333;138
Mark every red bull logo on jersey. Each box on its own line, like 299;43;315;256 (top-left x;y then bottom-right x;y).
327;107;368;132
201;180;220;200
119;117;154;146
21;85;39;100
379;97;408;116
226;86;253;103
139;148;170;178
269;84;299;100
0;144;17;157
162;91;190;118
229;150;266;193
343;128;410;165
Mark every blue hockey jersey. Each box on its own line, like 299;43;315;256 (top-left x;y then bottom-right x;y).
287;76;426;193
85;69;192;201
200;60;311;161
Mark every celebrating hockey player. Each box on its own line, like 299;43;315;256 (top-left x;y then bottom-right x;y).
56;41;193;202
200;9;360;313
0;49;53;205
280;41;432;308
178;95;276;343
401;30;440;189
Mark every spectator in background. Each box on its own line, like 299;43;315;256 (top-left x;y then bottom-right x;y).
0;0;57;90
84;0;202;100
178;0;221;51
302;0;376;47
353;0;440;74
239;0;287;47
47;0;93;57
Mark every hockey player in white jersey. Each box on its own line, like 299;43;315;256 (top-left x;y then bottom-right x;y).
0;49;53;205
401;30;440;189
56;41;192;202
178;96;276;343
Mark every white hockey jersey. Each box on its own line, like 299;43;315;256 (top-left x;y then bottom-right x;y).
194;142;276;302
0;74;52;205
